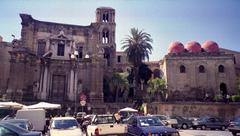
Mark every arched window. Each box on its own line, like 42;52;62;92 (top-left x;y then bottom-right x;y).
199;65;205;73
180;65;186;73
102;12;109;22
218;65;224;73
102;30;109;44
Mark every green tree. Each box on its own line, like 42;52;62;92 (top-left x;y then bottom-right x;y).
109;72;129;102
138;63;152;84
147;78;167;102
122;28;153;100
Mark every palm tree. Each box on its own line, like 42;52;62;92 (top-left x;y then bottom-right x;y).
147;78;167;102
122;28;153;100
109;72;129;102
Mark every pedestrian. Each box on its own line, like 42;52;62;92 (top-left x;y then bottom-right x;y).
205;92;209;102
227;94;230;103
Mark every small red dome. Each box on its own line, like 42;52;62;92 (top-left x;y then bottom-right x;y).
168;41;185;54
202;41;219;53
186;41;202;53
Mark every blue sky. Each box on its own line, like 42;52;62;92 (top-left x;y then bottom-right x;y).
1;0;240;60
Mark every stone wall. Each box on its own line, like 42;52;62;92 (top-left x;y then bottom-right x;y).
147;102;240;120
89;102;133;114
0;42;12;93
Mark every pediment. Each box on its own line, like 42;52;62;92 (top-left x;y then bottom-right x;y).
50;30;73;41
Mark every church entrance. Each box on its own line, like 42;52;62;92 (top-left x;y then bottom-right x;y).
220;83;227;97
51;75;66;101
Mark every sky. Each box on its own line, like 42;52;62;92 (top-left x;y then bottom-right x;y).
1;0;240;60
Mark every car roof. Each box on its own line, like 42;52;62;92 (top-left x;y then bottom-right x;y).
2;119;30;123
96;114;113;116
0;122;29;134
51;117;76;120
135;116;159;119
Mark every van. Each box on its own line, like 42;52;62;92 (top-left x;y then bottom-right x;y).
16;108;46;133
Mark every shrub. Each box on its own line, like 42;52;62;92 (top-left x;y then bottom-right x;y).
231;95;240;102
214;95;223;102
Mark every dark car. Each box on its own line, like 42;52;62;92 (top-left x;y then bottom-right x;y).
228;117;240;136
0;122;42;136
127;116;179;136
1;119;33;131
151;115;178;128
171;115;193;129
192;116;228;130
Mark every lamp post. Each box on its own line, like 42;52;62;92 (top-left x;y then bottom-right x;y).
70;50;79;114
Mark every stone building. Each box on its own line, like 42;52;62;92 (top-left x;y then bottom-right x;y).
1;7;240;106
164;41;237;101
0;38;12;95
0;7;116;106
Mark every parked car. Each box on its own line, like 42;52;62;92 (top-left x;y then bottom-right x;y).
87;114;127;136
192;116;228;130
48;117;82;136
228;117;240;136
1;119;33;131
171;115;193;129
152;114;178;128
127;116;179;136
0;122;42;136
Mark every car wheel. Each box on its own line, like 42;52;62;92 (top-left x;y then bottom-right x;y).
182;123;188;129
201;125;206;130
221;126;226;131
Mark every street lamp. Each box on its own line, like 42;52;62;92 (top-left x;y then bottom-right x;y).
70;49;79;114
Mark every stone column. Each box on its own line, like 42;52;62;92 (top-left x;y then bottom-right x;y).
69;69;75;101
41;66;48;100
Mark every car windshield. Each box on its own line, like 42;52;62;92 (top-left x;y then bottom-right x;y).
94;116;115;124
51;119;78;129
139;117;164;127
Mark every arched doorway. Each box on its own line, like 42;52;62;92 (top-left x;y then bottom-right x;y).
220;83;227;97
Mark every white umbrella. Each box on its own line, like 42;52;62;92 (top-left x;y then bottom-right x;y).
119;107;138;112
0;102;25;109
25;102;61;109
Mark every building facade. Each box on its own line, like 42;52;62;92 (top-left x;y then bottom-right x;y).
164;41;237;101
1;7;116;105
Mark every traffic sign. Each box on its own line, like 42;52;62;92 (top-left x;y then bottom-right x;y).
80;93;87;101
80;100;86;106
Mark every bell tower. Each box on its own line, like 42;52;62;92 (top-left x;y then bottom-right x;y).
96;7;116;68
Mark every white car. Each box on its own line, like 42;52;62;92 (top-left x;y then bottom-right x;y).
48;117;82;136
87;114;127;136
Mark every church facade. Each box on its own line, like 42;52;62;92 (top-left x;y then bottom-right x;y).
0;7;116;105
164;41;237;101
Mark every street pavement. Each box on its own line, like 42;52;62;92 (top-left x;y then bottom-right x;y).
79;130;234;136
179;129;234;136
45;129;236;136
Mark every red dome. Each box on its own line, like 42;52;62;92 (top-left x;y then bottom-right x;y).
186;41;202;53
202;41;219;53
168;41;185;54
